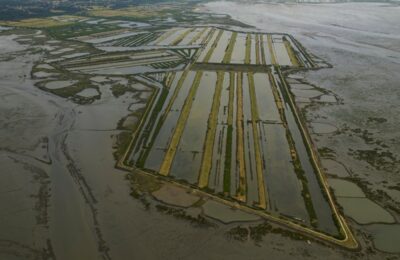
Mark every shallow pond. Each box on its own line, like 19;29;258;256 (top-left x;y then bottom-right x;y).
321;159;350;178
34;71;58;78
45;80;77;90
209;30;232;63
62;52;90;59
122;115;138;129
230;33;246;64
337;197;394;224
76;88;99;98
202;200;260;224
36;64;54;70
327;178;365;197
318;94;337;103
365;224;400;253
290;83;314;90
273;41;291;66
291;88;323;98
311;122;337;134
152;184;199;207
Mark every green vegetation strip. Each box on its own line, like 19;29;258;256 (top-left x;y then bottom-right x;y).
198;72;225;188
172;28;194;45
222;32;238;64
248;72;267;209
154;28;178;45
223;72;236;194
260;35;267;65
245;33;251;64
160;70;190;122
255;35;261;65
189;27;208;45
271;70;318;225
117;86;159;168
267;35;277;65
136;87;170;167
274;69;357;246
203;30;224;63
235;72;247;202
223;125;233;193
283;37;300;67
136;71;189;166
159;71;204;176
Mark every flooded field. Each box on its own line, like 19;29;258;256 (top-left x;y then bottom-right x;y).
125;26;350;242
204;0;400;257
1;1;398;259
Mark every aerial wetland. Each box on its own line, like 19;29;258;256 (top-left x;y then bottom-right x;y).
0;2;399;259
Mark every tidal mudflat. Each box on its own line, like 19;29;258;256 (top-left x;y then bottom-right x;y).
204;0;400;257
0;1;399;259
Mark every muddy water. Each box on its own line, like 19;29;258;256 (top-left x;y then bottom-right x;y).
76;88;99;98
157;28;188;46
291;88;323;98
193;27;212;45
275;73;338;234
365;224;400;253
253;73;281;122
174;72;217;151
45;80;77;90
145;71;196;171
209;30;232;63
209;73;230;192
327;178;365;197
202;200;260;223
179;28;201;45
229;73;238;196
230;33;246;64
261;35;272;65
273;41;292;66
337;197;395;224
0;38;101;259
144;71;183;148
170;72;217;183
290;83;314;90
310;122;337;134
260;123;308;221
250;34;257;65
197;29;218;62
242;73;258;206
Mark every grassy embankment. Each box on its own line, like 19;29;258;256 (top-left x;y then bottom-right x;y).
188;27;208;45
159;71;204;176
260;35;267;65
153;28;178;45
255;35;261;65
245;33;251;64
247;72;268;209
276;68;350;239
171;28;194;45
202;30;224;62
283;37;300;67
267;35;277;65
268;71;318;226
222;31;237;64
135;71;189;167
222;72;235;195
235;72;246;202
198;72;225;188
